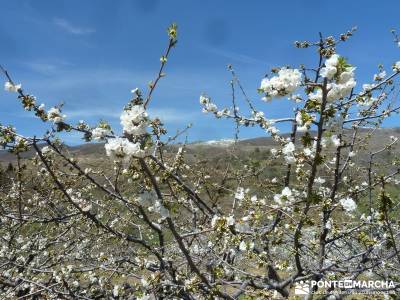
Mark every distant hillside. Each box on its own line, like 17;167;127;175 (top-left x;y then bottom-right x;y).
2;127;400;164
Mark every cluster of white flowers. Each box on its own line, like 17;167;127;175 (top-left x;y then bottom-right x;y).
239;240;254;252
295;111;315;132
91;127;111;141
113;285;121;297
41;146;53;156
330;135;341;147
211;214;235;229
327;72;356;101
362;83;376;92
348;151;356;158
274;186;295;206
199;95;218;113
339;197;357;212
4;81;21;93
120;104;148;136
320;54;340;79
303;147;314;157
137;293;151;300
47;107;66;123
313;54;356;102
252;110;265;121
393;61;400;72
211;214;251;233
235;187;249;203
104;137;145;160
137;190;169;218
66;188;92;212
282;141;295;163
259;68;302;101
263;120;279;135
373;70;386;81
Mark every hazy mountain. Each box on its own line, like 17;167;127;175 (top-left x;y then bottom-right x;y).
2;127;400;164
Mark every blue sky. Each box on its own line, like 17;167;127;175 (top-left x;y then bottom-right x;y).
1;0;400;144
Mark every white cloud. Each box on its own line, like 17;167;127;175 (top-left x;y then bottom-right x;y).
54;18;95;35
26;68;152;90
24;61;74;75
26;62;57;74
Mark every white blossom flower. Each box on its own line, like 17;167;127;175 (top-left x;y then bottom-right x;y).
113;285;120;297
200;95;218;113
285;155;295;164
374;71;386;81
239;241;247;251
105;137;145;160
274;186;295;205
199;95;208;104
282;142;295;163
141;278;149;287
281;186;292;198
327;78;356;101
253;111;264;121
41;146;52;155
47;107;65;123
362;83;374;92
226;215;235;226
393;61;400;72
309;88;323;102
4;81;21;92
296;111;314;131
319;55;357;101
91;127;110;141
282;142;295;155
338;67;355;84
340;197;357;212
239;240;254;252
297;125;308;132
295;111;302;125
320;54;339;79
330;135;341;147
325;54;339;67
260;68;302;101
303;147;313;157
205;102;217;113
325;219;332;229
320;65;337;79
235;187;245;201
131;88;140;99
211;215;220;228
120;105;148;135
137;294;151;300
